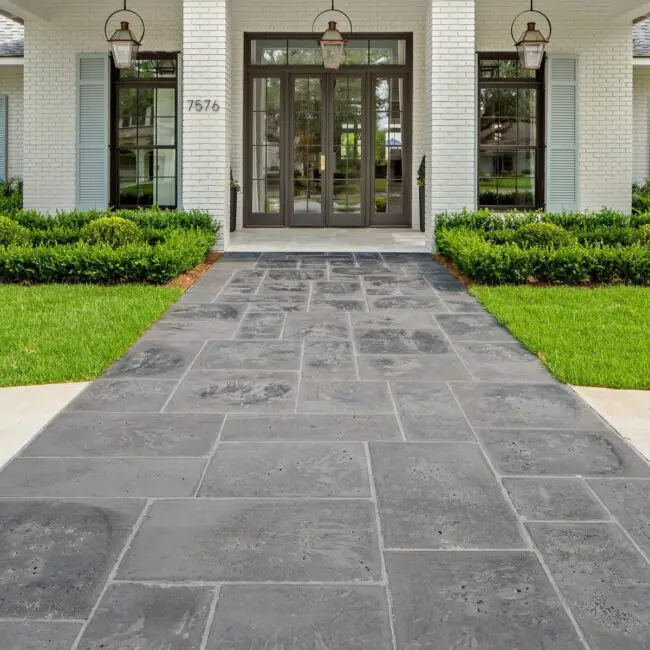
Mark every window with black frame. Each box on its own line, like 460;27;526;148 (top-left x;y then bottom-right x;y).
111;55;178;209
478;54;544;209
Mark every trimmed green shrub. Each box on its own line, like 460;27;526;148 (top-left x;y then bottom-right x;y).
375;196;387;212
637;224;650;245
512;222;576;249
0;178;23;216
0;229;214;284
436;228;650;286
79;216;144;248
0;216;30;247
435;209;648;234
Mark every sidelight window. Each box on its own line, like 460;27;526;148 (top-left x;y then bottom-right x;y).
478;53;544;210
111;54;178;209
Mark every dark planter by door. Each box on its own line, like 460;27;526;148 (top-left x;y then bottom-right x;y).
419;185;425;233
230;187;238;232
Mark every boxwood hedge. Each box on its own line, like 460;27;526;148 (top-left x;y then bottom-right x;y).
0;208;218;284
435;210;650;285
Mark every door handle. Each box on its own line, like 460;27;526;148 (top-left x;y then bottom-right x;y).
320;154;326;172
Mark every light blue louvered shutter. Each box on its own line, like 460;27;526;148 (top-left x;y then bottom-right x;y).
0;94;8;182
77;54;110;210
546;55;578;213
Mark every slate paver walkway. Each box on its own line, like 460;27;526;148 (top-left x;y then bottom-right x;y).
1;252;650;649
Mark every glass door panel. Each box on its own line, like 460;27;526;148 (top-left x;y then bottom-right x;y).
372;77;407;225
251;77;282;219
329;76;364;227
291;77;325;226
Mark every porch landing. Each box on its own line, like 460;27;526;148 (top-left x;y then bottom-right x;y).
0;254;649;649
226;227;428;252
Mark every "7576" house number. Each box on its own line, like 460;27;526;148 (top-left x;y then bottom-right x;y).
187;100;221;112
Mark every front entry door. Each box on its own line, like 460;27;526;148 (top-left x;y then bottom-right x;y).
290;75;364;227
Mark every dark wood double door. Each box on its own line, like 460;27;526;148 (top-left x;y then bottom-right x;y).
245;72;411;227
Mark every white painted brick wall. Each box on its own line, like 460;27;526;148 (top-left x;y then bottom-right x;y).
477;0;634;213
182;0;231;248
22;0;180;213
0;65;23;179
427;0;476;247
633;66;650;184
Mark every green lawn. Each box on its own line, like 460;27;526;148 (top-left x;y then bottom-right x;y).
0;284;181;387
471;285;650;390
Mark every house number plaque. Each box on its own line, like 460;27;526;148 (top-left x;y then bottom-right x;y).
187;100;221;112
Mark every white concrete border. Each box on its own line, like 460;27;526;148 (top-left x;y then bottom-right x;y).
573;386;650;462
0;382;89;470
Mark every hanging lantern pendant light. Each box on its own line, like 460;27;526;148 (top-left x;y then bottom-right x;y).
312;1;353;71
105;1;146;70
511;0;552;70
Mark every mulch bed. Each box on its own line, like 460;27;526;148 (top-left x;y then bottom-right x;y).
166;251;221;290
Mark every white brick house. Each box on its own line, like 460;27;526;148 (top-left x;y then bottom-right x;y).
0;0;649;249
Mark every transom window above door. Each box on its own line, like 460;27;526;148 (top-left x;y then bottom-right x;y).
250;37;407;66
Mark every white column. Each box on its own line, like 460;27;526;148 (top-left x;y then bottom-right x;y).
426;0;476;249
182;0;231;249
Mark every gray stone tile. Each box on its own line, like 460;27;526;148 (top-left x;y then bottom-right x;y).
298;381;393;414
303;341;357;379
368;295;445;311
166;371;299;413
588;480;650;557
103;341;203;379
221;414;401;441
67;380;177;413
140;319;240;343
452;382;607;429
162;303;245;322
385;550;583;650
392;382;474;441
219;253;261;262
478;429;650;477
231;268;266;278
358;354;470;381
330;266;391;277
309;299;368;312
0;458;205;498
363;276;435;295
119;500;381;581
194;340;301;371
77;583;214;650
255;260;299;269
259;280;310;293
209;294;308;310
199;442;369;497
438;292;486;313
0;499;144;618
355;328;451;354
351;311;436;329
503;478;609;520
435;313;515;341
528;522;650;649
236;309;286;339
205;585;391;650
21;413;222;457
313;281;364;297
177;290;221;303
0;621;82;650
283;313;351;340
454;341;555;382
267;269;326;280
370;443;522;548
